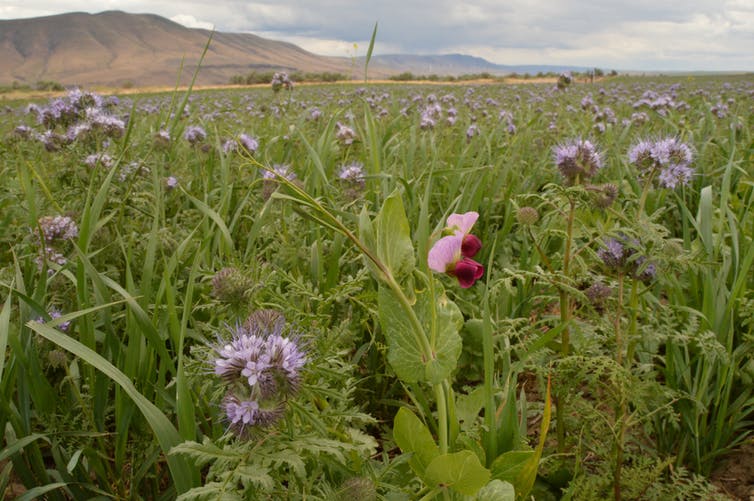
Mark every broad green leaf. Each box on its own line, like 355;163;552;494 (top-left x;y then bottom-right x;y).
490;450;534;485
419;291;463;384
424;450;491;496
476;479;516;501
378;285;462;384
379;285;423;382
456;386;486;425
393;407;439;476
374;191;415;280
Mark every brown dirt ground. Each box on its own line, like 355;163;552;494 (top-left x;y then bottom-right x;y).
711;440;754;500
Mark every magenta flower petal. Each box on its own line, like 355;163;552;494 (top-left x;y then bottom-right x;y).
428;235;463;273
447;211;479;236
461;234;482;258
451;257;485;288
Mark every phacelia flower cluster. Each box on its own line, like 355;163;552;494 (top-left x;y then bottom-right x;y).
212;310;306;435
628;137;694;189
19;88;125;149
34;215;78;272
36;216;78;242
183;125;207;145
553;139;603;184
271;72;294;93
428;212;484;288
597;235;656;282
335;122;357;145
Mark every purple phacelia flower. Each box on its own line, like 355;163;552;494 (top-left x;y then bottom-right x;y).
37;216;78;242
239;133;259;154
335;122;357;145
628;137;694;189
84;153;113;169
553;139;603;184
34;307;71;332
183;125;207;145
212;310;306;435
466;124;480;142
262;164;295;181
222;139;238;154
271;72;293;92
597;235;656;282
338;162;365;182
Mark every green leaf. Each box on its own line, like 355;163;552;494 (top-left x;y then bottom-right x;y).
697;185;714;256
489;450;534;485
0;434;50;463
374;190;415;280
516;378;551;499
378;285;462;384
16;482;67;501
420;292;463;384
393;407;439;477
424;450;491;496
27;321;197;493
0;288;12;383
358;205;381;279
456;386;486;425
364;21;378;82
476;479;516;501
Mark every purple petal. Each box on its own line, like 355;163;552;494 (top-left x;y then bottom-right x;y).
447;212;479;236
428;235;463;273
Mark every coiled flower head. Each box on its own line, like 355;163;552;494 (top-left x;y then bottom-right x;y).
211;310;306;436
553;139;603;184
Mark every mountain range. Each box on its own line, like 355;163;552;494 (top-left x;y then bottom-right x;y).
0;10;587;87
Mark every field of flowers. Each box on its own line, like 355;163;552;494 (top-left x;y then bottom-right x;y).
0;73;753;500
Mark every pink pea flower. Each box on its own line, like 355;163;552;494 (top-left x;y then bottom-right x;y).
428;234;484;288
446;211;482;258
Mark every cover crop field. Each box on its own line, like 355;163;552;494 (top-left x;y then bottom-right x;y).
0;74;753;500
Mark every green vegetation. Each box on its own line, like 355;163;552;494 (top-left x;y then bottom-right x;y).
230;70;350;85
0;75;752;499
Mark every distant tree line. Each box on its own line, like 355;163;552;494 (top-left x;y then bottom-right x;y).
389;68;619;82
229;71;350;85
0;80;66;93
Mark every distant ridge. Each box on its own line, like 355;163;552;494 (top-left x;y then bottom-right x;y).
0;10;589;87
364;53;589;76
0;10;355;86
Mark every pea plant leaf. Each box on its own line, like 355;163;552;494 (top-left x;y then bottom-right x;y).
424;450;491;496
393;407;439;478
378;285;462;384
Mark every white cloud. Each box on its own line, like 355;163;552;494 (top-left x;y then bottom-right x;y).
170;13;214;30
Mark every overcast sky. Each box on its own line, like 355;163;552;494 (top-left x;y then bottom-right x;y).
1;1;753;71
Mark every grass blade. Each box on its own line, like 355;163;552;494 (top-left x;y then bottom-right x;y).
26;321;197;494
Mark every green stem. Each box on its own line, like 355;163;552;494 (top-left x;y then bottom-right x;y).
615;273;625;366
637;170;658;216
556;198;576;452
625;279;640;364
434;384;448;454
482;295;497;463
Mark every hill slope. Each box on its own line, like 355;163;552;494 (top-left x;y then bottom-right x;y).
0;11;356;86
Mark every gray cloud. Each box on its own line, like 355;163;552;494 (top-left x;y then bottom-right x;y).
1;0;752;70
